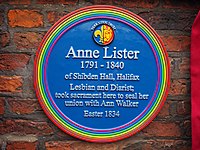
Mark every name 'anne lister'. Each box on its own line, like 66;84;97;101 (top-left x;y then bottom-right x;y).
65;46;140;60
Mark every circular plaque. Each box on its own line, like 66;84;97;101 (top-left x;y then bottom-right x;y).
34;5;170;142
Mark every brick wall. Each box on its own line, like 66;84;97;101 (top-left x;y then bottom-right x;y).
0;0;199;149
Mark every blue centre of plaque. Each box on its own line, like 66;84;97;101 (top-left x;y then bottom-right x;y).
46;19;157;129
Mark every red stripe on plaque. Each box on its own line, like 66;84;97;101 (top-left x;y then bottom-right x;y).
192;11;200;150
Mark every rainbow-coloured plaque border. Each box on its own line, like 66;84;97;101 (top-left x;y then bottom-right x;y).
34;5;170;142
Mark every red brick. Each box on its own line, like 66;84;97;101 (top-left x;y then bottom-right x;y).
168;57;180;75
71;141;117;150
169;57;180;77
179;57;190;73
121;141;142;150
0;76;22;92
143;140;174;150
139;12;195;31
0;32;10;47
114;0;159;8
59;0;78;5
169;79;188;95
47;11;67;25
8;0;31;4
174;140;191;150
158;101;170;117
7;141;37;150
14;32;44;49
183;120;191;137
177;100;190;116
94;0;113;5
8;10;43;28
8;99;41;114
161;36;190;51
0;12;3;26
0;97;5;115
169;57;174;72
143;121;181;137
143;142;152;150
163;0;200;9
36;0;55;4
138;0;159;8
37;0;53;3
53;129;73;139
142;140;191;150
45;141;71;150
45;141;117;150
37;0;78;5
0;119;53;135
0;54;30;71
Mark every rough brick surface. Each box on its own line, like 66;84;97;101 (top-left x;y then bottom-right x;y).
0;120;53;135
47;11;67;25
8;9;43;28
169;57;175;73
0;76;22;92
158;100;170;117
0;11;3;26
7;0;31;5
177;100;191;115
14;32;44;49
36;0;78;5
45;141;71;150
0;32;10;47
45;141;117;150
8;99;41;114
114;0;159;8
0;97;5;115
163;0;200;9
161;36;190;51
180;57;190;73
0;54;30;71
183;120;191;137
139;12;196;31
6;141;37;150
169;79;188;95
142;140;191;150
94;0;113;5
143;121;181;137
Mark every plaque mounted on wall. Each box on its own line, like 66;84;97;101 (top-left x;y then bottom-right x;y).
34;5;170;142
